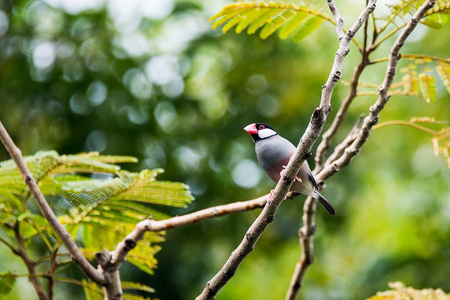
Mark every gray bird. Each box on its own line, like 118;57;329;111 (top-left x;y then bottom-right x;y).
244;123;335;215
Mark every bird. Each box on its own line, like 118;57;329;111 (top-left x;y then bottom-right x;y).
244;123;335;215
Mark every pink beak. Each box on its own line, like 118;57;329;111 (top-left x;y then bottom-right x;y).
244;123;257;135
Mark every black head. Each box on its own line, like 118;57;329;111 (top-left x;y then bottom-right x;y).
244;123;278;142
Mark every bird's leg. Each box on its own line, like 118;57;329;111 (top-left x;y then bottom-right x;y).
280;165;302;183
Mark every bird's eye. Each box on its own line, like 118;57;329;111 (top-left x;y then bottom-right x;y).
259;125;265;130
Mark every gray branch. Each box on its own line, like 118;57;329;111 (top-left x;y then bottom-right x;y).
317;0;436;184
194;2;376;299
287;1;435;299
0;122;108;286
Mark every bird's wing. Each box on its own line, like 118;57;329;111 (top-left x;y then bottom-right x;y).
308;171;319;190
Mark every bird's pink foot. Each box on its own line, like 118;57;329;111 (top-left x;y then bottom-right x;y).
280;165;302;183
269;189;275;200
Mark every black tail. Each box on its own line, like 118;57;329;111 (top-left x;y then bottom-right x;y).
315;191;335;215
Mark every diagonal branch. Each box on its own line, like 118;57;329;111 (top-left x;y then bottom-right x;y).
193;1;376;299
315;0;376;171
110;194;272;268
285;0;379;299
0;121;108;286
318;0;436;184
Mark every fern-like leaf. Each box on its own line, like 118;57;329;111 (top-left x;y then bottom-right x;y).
368;281;450;300
436;62;450;94
418;73;436;103
356;57;449;102
210;1;331;42
381;0;450;31
122;281;155;294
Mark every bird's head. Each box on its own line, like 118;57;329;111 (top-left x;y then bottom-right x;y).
244;123;277;142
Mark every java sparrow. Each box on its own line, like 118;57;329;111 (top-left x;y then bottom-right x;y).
244;123;335;215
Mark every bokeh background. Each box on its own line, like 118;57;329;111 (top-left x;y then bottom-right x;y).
0;0;449;299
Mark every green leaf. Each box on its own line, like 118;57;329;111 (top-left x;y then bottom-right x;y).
247;8;283;35
422;13;449;28
235;9;267;33
278;12;309;40
0;272;17;295
260;10;295;39
436;62;450;94
211;7;249;31
418;73;436;103
292;16;323;43
211;2;329;42
81;280;104;300
122;281;155;294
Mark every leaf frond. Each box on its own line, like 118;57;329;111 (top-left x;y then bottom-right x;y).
210;1;332;42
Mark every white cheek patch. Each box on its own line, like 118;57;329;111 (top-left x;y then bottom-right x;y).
258;128;277;139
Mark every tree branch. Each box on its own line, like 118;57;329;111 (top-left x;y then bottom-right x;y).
110;194;273;267
285;1;378;299
285;196;316;300
193;1;376;299
13;223;48;300
318;0;436;184
101;194;281;300
0;121;108;286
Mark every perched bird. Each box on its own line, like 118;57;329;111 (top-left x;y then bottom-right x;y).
244;123;335;215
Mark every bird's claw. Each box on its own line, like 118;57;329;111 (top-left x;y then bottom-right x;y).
280;165;302;183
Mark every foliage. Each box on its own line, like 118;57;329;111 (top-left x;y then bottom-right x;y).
367;281;450;300
210;1;330;42
0;0;449;299
373;117;450;167
0;151;192;298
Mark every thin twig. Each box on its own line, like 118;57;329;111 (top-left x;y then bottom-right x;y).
0;236;17;253
0;121;107;286
47;249;58;299
370;54;450;64
284;196;316;300
373;120;440;135
315;0;376;171
323;115;364;168
317;0;436;185
106;194;279;300
286;1;377;299
13;223;48;300
110;194;273;266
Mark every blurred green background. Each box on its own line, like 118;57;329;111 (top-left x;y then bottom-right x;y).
0;0;449;299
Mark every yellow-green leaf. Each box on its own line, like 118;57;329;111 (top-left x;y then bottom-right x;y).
247;9;283;34
259;10;295;39
436;62;450;94
292;15;323;43
418;73;436;103
235;9;267;33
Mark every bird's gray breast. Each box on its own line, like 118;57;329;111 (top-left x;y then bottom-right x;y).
255;135;296;182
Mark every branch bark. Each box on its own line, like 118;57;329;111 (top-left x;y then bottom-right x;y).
102;194;273;299
193;2;376;299
0;121;108;286
317;0;436;184
285;1;377;299
287;1;435;299
13;223;48;300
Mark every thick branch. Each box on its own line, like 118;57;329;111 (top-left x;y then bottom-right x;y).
0;121;107;285
195;2;376;300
